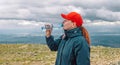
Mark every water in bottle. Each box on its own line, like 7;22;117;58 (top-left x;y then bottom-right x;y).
41;23;63;31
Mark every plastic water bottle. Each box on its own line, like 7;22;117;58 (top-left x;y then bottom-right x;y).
41;24;63;31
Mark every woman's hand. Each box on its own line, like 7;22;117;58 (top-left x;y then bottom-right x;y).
45;24;52;38
46;29;52;37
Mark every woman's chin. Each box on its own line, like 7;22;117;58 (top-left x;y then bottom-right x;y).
63;27;67;30
63;28;70;31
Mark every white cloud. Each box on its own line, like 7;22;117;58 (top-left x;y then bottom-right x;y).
0;0;120;22
62;5;85;16
17;9;31;18
0;20;47;29
96;8;120;21
84;19;120;26
0;0;120;34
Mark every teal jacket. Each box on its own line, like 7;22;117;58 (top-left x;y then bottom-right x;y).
46;27;90;65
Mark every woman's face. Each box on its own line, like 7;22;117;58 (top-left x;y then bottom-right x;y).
62;19;77;30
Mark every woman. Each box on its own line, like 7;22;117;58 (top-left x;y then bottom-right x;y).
45;12;90;65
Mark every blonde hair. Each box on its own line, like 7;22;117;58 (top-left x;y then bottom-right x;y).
80;26;91;45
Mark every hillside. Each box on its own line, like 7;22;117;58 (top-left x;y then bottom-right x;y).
0;44;120;65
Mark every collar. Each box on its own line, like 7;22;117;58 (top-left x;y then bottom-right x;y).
64;27;82;38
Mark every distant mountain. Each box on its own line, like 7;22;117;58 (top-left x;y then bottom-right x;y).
0;32;120;48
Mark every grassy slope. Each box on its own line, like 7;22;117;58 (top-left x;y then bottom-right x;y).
0;44;120;65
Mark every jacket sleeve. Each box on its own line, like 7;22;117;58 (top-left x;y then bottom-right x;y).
46;35;62;51
74;37;90;65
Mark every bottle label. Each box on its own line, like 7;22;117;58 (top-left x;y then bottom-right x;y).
45;24;53;30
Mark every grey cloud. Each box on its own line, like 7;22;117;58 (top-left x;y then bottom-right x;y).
84;8;120;21
0;0;120;22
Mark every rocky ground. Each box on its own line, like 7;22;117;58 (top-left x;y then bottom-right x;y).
0;44;120;65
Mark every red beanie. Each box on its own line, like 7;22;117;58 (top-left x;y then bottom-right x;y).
61;12;83;27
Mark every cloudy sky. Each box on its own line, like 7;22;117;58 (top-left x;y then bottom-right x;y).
0;0;120;35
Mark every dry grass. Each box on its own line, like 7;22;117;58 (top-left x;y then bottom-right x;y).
91;46;120;65
0;44;120;65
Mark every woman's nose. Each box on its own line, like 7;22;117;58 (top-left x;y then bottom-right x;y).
63;20;67;24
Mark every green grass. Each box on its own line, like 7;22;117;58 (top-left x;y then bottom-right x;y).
0;44;120;65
